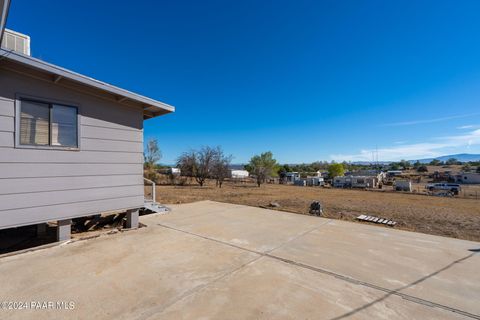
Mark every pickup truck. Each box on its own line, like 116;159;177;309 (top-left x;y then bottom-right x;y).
425;183;461;195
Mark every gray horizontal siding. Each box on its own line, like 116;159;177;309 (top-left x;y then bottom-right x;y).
0;131;13;147
0;98;14;117
0;175;144;195
0;163;142;178
0;196;145;229
0;149;143;163
0;62;147;229
0;115;14;132
81;137;143;153
82;125;143;142
0;185;143;211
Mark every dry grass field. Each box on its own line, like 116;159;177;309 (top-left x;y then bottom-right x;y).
153;181;480;241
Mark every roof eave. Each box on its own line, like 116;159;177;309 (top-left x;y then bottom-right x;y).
0;48;175;118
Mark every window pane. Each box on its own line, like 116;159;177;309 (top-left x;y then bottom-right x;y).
51;105;77;147
20;100;50;145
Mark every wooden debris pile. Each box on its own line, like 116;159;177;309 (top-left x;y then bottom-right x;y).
356;215;397;226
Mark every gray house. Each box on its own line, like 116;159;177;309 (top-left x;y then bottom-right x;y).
0;28;174;240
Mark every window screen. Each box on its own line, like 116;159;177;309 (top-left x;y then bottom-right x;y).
19;99;78;148
20;100;50;145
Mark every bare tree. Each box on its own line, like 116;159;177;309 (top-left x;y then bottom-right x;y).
176;146;219;187
211;147;232;188
177;150;196;180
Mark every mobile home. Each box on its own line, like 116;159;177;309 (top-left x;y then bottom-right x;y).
285;172;300;183
0;29;174;240
456;173;480;184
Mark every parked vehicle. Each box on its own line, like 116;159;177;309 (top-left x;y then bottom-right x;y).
425;183;461;195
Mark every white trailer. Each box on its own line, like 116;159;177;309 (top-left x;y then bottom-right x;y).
230;170;249;179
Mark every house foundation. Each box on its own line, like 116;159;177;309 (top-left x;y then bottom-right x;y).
57;219;71;241
126;209;139;229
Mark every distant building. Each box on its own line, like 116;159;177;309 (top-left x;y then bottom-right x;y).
333;176;351;188
294;179;307;187
387;170;403;177
315;170;328;178
169;168;181;175
333;176;380;188
306;177;325;186
159;167;181;175
230;169;249;179
285;172;300;183
455;173;480;184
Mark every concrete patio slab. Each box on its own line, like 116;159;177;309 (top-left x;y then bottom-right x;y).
0;224;258;319
0;200;478;319
269;218;480;315
154;257;466;320
147;201;330;253
151;201;480;317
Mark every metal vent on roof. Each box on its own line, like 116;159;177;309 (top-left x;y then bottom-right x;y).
1;29;30;55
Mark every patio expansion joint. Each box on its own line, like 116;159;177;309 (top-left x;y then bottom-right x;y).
155;222;480;320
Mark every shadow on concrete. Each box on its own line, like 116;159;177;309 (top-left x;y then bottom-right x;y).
0;212;134;256
329;252;478;320
0;224;57;255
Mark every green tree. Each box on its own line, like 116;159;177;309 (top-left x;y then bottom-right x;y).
399;159;411;170
429;159;441;166
446;158;458;165
417;165;428;173
247;152;278;187
328;163;345;179
390;162;400;170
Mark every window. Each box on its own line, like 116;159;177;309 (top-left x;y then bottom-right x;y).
19;99;78;148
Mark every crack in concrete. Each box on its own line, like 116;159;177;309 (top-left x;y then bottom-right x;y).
155;222;480;320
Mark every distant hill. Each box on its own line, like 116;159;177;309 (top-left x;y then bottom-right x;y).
412;153;480;163
350;161;392;165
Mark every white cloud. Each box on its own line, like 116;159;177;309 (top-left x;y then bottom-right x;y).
330;129;480;161
457;124;480;130
381;113;480;127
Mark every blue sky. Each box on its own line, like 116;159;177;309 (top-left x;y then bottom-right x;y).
6;0;480;163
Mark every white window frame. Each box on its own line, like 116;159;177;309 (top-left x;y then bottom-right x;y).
15;94;81;151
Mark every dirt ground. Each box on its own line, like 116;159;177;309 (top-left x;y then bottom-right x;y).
154;181;480;241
